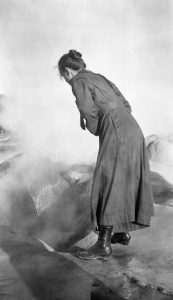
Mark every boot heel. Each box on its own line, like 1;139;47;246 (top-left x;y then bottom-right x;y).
121;240;130;245
111;232;131;245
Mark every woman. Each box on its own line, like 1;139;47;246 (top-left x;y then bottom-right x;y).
58;50;154;260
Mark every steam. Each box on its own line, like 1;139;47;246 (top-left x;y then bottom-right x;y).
147;134;173;185
0;0;172;165
0;93;98;164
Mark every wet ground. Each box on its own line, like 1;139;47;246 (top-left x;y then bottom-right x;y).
0;226;173;300
0;226;97;300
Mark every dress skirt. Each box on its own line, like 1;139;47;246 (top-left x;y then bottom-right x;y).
91;107;154;232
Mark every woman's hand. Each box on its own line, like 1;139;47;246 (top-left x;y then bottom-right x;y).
80;115;86;130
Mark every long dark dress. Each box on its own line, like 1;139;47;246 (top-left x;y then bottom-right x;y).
70;70;154;232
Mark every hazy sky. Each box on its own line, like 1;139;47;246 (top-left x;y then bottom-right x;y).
0;0;173;163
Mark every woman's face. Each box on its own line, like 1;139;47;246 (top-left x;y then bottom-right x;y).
62;68;80;83
62;70;71;83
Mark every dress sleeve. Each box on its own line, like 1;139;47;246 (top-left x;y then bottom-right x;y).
72;78;100;136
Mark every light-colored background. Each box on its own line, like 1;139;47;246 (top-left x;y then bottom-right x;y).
0;0;173;163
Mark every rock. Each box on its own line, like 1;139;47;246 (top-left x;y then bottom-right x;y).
150;172;173;197
35;164;94;249
146;134;173;199
0;172;38;235
0;155;95;249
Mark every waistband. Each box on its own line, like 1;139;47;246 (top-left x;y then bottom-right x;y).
98;102;124;117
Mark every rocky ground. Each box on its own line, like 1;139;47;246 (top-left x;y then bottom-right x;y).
0;217;173;300
0;133;173;299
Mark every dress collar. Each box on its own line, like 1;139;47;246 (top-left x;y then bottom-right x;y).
69;69;89;86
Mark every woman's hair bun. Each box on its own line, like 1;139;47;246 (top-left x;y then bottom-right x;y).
69;50;82;59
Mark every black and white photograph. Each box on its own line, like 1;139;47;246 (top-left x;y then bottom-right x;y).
0;0;173;299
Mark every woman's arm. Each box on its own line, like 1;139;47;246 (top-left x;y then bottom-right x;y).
80;114;86;130
121;96;132;114
72;78;100;136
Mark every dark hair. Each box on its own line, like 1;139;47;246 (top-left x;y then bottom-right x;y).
58;50;86;76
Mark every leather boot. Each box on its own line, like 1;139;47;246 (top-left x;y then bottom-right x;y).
76;225;113;260
111;232;131;245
